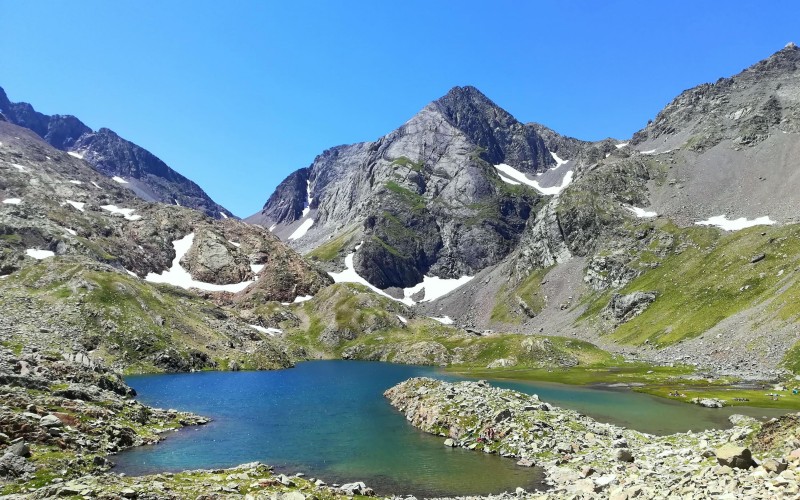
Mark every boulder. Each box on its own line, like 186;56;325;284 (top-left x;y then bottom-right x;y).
0;452;35;478
763;458;788;474
6;441;30;458
340;481;373;495
40;414;63;428
692;397;725;408
615;448;634;462
716;444;755;469
603;291;657;323
493;408;513;423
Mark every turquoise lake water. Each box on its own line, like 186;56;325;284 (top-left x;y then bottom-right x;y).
116;361;787;496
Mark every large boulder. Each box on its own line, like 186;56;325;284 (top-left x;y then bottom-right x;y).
715;444;755;469
603;291;657;323
181;228;252;284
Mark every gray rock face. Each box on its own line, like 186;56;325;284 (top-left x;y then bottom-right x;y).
181;228;253;284
632;43;800;149
603;292;657;324
252;86;550;288
0;86;232;218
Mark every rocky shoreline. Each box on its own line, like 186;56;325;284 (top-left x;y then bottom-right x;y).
385;377;800;499
4;340;800;499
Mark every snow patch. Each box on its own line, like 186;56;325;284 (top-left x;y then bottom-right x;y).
550;152;568;169
65;200;85;212
293;295;313;303
111;176;128;184
124;269;137;277
268;224;277;232
329;243;472;306
228;240;241;248
301;179;314;218
430;316;454;325
250;264;265;274
67;151;84;159
641;149;657;155
249;324;283;336
11;164;27;172
100;205;142;221
615;142;629;149
144;233;257;292
625;205;658;218
91;181;102;189
64;228;77;236
288;218;314;240
695;215;776;231
175;199;181;206
497;173;521;185
26;249;54;260
403;274;474;303
2;198;21;205
220;212;228;219
494;164;573;196
69;180;82;185
397;315;408;324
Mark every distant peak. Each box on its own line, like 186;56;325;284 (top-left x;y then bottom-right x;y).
786;41;797;49
438;85;490;103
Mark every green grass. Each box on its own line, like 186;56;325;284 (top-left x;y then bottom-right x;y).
385;181;426;211
638;386;800;410
391;156;424;172
578;223;800;347
490;267;550;324
307;228;358;261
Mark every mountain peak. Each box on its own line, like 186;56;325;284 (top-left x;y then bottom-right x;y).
434;85;499;115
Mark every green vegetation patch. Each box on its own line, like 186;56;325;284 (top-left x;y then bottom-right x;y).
490;267;551;324
307;227;358;261
384;181;426;211
603;224;800;347
391;156;424;172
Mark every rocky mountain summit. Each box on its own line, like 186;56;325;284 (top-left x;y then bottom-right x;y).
0;86;233;218
249;86;568;289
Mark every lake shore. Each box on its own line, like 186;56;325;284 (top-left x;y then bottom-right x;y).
386;377;800;499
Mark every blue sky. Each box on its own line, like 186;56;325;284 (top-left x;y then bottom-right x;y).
2;1;799;217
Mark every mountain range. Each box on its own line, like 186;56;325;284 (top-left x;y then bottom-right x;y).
0;86;233;219
249;42;800;378
2;43;800;379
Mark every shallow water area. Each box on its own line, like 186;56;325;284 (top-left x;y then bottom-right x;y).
116;361;788;496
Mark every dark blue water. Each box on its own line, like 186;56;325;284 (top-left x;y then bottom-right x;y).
115;361;787;496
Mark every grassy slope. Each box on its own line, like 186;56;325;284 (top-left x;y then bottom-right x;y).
0;258;293;374
490;267;550;324
574;222;800;369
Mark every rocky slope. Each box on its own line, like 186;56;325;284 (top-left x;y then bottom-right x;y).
405;45;800;380
249;86;560;289
0;119;331;372
387;377;800;499
0;85;233;218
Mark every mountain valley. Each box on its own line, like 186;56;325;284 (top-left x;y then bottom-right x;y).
2;43;800;498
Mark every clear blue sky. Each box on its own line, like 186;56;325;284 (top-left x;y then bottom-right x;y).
2;1;798;217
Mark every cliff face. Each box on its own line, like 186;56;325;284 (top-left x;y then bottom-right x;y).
250;86;556;288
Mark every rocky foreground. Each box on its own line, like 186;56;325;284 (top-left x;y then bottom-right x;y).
0;345;374;499
385;378;800;499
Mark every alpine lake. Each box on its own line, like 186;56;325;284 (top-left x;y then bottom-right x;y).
115;361;788;497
